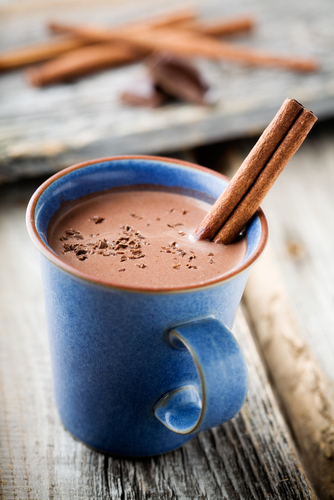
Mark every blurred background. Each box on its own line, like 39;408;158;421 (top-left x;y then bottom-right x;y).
0;0;333;181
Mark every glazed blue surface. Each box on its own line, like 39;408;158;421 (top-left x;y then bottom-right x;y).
31;157;263;457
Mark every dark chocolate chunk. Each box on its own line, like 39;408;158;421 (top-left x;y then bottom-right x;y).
146;52;211;106
120;76;168;108
98;239;108;249
89;216;105;224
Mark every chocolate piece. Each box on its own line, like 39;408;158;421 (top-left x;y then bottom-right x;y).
120;76;167;108
146;52;210;105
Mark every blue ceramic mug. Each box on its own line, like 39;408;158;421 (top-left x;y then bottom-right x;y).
27;156;268;457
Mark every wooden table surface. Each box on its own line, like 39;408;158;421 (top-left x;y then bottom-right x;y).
0;173;315;499
1;121;334;499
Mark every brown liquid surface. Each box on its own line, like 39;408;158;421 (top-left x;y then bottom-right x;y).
48;189;247;289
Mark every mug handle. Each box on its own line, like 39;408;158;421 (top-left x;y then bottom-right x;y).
154;317;248;435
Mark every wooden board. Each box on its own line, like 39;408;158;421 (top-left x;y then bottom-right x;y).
1;0;334;182
0;177;315;499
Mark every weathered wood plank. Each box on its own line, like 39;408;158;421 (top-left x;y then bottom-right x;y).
244;244;334;500
0;178;315;499
1;0;334;182
261;125;334;388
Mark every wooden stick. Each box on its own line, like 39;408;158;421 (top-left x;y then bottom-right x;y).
0;36;88;71
27;42;145;87
243;244;334;500
194;98;304;241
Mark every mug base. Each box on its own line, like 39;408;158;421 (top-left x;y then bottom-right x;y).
62;421;195;458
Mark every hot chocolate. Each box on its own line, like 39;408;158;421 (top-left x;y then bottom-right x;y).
48;188;247;289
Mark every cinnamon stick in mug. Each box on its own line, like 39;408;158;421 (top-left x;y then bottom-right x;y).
194;98;317;244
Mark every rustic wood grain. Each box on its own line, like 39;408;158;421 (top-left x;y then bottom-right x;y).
0;177;315;499
0;0;334;182
244;244;334;500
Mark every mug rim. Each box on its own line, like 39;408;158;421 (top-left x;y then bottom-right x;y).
26;155;268;294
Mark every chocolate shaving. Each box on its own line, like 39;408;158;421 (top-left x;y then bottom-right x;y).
61;224;148;262
89;216;105;224
98;239;108;249
60;229;84;241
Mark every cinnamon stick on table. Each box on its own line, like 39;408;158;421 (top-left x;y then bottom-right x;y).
47;8;197;40
118;29;319;72
27;42;145;86
47;24;318;72
178;15;255;36
0;9;196;73
194;98;317;244
0;36;88;71
48;14;254;40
